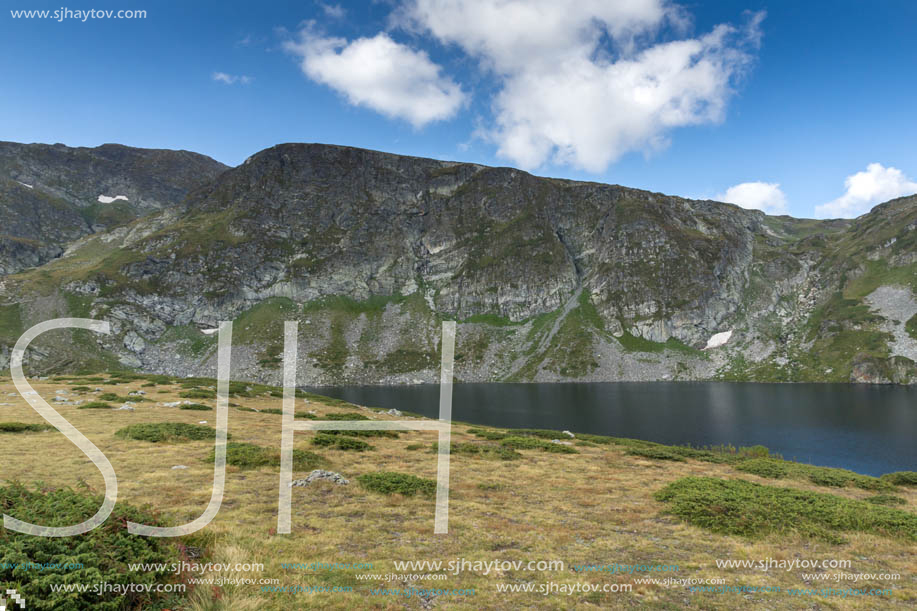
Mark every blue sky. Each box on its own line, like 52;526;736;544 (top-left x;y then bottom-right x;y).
2;0;917;218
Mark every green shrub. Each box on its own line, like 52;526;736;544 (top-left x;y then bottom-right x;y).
807;470;852;488
627;447;686;462
867;495;907;506
881;471;917;487
319;412;370;421
312;433;372;451
736;458;789;479
575;433;615;444
740;445;771;458
179;403;212;411
321;429;399;438
235;406;258;412
0;422;52;433
655;476;917;543
180;389;216;399
500;436;545;449
0;482;185;610
70;385;91;391
542;442;579;454
405;443;425;451
467;428;507;440
358;472;436;497
510;428;566;440
78;401;114;409
335;437;372;451
115;422;221;443
434;441;521;460
98;392;125;402
500;436;578;454
667;446;733;464
796;465;888;491
208;442;324;471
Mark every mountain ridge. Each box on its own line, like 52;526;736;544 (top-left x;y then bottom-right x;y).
0;141;915;385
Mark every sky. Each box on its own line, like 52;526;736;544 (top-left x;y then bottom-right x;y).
2;0;917;219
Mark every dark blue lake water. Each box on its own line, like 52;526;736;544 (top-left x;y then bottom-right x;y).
304;382;916;476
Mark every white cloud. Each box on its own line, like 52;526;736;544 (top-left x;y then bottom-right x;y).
815;163;917;218
283;29;466;128
397;0;763;171
716;181;787;214
212;72;253;85
319;3;346;19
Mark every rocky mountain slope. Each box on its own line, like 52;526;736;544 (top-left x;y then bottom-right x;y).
0;141;227;275
0;142;915;385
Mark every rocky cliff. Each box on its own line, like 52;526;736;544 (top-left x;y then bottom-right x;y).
1;142;915;385
0;141;227;275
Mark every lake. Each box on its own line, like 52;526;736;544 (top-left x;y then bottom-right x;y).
304;382;916;476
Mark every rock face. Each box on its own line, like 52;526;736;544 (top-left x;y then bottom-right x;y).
0;141;227;274
1;142;916;385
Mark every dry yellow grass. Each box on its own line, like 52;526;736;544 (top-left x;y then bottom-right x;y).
0;375;914;610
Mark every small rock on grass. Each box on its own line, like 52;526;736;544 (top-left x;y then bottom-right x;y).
290;470;349;487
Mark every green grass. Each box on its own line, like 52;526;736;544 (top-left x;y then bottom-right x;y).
0;303;23;344
0;422;52;433
179;389;216;400
735;458;789;479
179;403;212;411
115;422;221;443
466;428;508;441
435;441;522;460
656;476;917;543
320;429;399;439
881;471;917;487
312;433;372;451
208;442;325;471
156;325;217;358
461;313;519;327
867;495;907;506
907;314;917;340
357;472;436;497
499;436;578;454
0;482;185;611
731;457;891;491
98;393;131;403
233;297;299;345
78;401;114;409
318;412;370;421
627;446;687;462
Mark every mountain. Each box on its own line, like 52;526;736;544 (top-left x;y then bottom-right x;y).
0;141;227;275
1;142;915;385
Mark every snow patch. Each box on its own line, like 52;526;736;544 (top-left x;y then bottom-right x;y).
201;328;219;335
16;181;33;189
704;330;733;350
97;194;129;204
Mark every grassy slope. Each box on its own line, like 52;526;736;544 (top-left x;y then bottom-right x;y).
0;376;913;610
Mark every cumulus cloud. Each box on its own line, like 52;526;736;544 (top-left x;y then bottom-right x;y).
397;0;764;171
815;163;917;218
212;72;252;85
283;29;466;128
716;181;787;214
